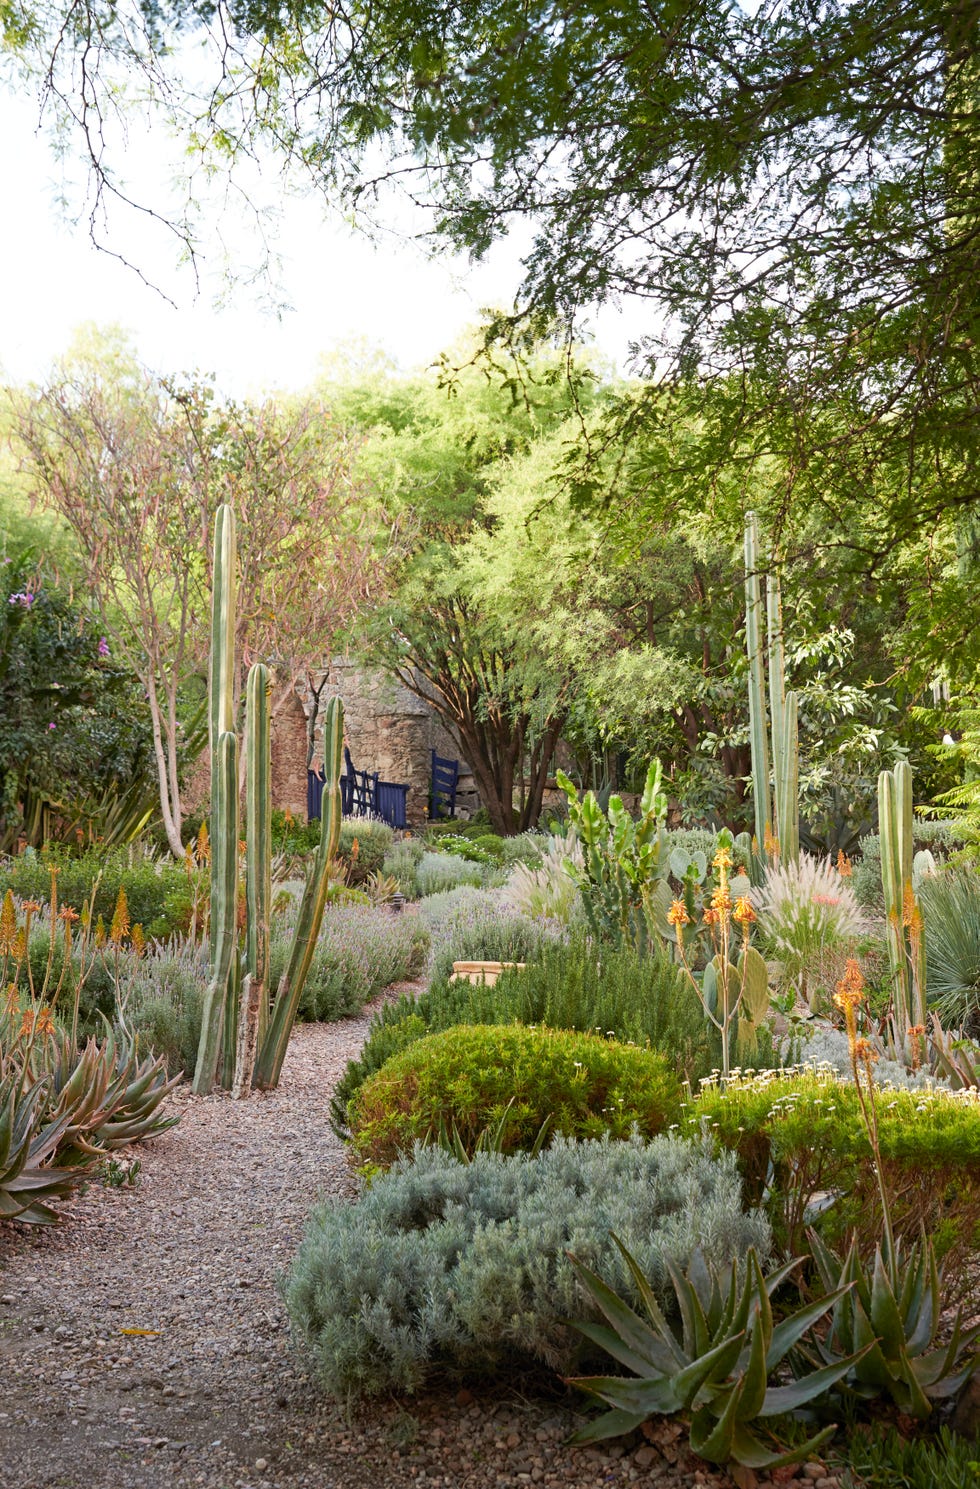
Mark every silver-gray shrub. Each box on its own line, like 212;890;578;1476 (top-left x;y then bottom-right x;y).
422;888;564;985
282;1134;770;1397
414;851;486;897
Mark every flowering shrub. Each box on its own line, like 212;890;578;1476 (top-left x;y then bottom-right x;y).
752;852;864;1009
690;1065;980;1263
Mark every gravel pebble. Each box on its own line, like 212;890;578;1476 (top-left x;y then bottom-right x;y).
0;992;835;1489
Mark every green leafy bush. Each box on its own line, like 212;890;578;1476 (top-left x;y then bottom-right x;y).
282;1134;771;1396
0;845;201;940
689;1069;980;1261
381;838;425;898
329;929;698;1137
338;820;394;884
125;946;208;1075
415;851;485;897
348;1023;682;1166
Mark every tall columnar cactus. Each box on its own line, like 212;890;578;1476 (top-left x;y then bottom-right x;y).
252;695;344;1091
208;502;237;969
194;502;345;1096
743;512;772;853
878;760;927;1035
232;661;272;1098
742;512;799;865
193;728;240;1095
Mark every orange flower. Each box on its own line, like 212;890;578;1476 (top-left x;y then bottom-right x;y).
94;915;106;948
0;890;17;954
196;821;211;867
732;896;756;927
110;887;130;946
712;847;733;873
833;958;865;1050
35;1005;55;1036
130;923;146;957
710;885;732;918
58;905;80;924
837;850;853;878
702;906;719;927
667;899;690;929
764;825;779;859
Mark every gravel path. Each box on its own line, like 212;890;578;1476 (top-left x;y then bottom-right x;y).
0;994;841;1489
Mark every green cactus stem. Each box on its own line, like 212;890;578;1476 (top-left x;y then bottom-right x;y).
208;504;237;978
233;662;272;1099
252;695;345;1091
878;760;925;1035
743;512;772;854
193;729;240;1096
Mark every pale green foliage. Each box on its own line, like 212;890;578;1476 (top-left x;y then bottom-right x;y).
753;853;863;1009
414;851;485;897
282;1135;770;1396
502;833;584;923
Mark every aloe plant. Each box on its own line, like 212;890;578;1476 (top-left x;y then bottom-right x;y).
0;1074;93;1224
567;1240;863;1469
806;1228;979;1418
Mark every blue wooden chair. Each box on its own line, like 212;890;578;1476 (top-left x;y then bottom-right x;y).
430;749;459;819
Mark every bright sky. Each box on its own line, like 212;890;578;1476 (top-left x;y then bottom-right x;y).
0;85;636;397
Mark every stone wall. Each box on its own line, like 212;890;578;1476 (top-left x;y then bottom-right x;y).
303;662;478;826
184;663;483;826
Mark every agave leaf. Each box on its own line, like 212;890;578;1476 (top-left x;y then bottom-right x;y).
767;1285;855;1372
567;1406;649;1445
762;1351;873;1416
610;1233;681;1341
572;1320;677;1379
738;1306;770;1422
688;1378;743;1463
565;1373;682;1418
869;1247;911;1357
669;1331;747;1407
568;1254;681;1370
727;1421;836;1471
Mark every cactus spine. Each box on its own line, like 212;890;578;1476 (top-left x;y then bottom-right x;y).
194;502;344;1096
878;760;926;1035
253;695;344;1091
743;512;799;866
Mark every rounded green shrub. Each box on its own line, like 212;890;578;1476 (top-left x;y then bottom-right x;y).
690;1068;980;1263
348;1022;682;1166
329;931;710;1140
282;1134;770;1397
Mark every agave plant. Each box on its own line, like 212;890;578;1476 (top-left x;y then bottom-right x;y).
0;1073;94;1224
567;1240;865;1469
806;1228;980;1418
31;1025;180;1156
